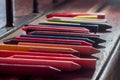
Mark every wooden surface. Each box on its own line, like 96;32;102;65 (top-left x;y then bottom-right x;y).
93;1;120;80
0;0;120;80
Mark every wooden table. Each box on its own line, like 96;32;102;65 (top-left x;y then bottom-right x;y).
0;0;120;80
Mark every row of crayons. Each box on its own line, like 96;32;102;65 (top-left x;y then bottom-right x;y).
0;13;111;76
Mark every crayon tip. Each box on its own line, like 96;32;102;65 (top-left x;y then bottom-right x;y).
22;27;27;31
91;37;106;44
82;41;93;46
99;39;106;43
4;38;13;44
47;15;52;18
69;62;81;71
99;24;112;29
91;47;100;54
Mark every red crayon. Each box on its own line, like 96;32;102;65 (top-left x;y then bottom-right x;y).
15;36;92;46
12;55;96;69
0;63;61;76
0;58;81;71
22;25;89;33
46;13;105;19
0;50;77;58
28;30;100;37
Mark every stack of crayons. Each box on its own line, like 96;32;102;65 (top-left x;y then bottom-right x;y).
0;13;112;76
41;13;112;33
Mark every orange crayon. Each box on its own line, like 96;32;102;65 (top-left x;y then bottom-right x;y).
0;50;77;58
18;42;100;55
0;44;78;54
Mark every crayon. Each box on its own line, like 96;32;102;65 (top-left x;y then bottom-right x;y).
22;34;99;44
28;30;100;37
22;25;89;33
20;34;95;45
23;24;88;31
28;31;105;44
18;42;100;55
0;44;79;54
48;17;107;23
0;50;77;58
46;13;105;19
10;55;76;60
12;55;96;69
47;17;112;29
74;15;105;19
0;57;81;71
16;36;92;46
4;36;92;46
4;37;82;45
0;63;61;76
39;22;111;32
24;28;89;36
39;22;99;32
